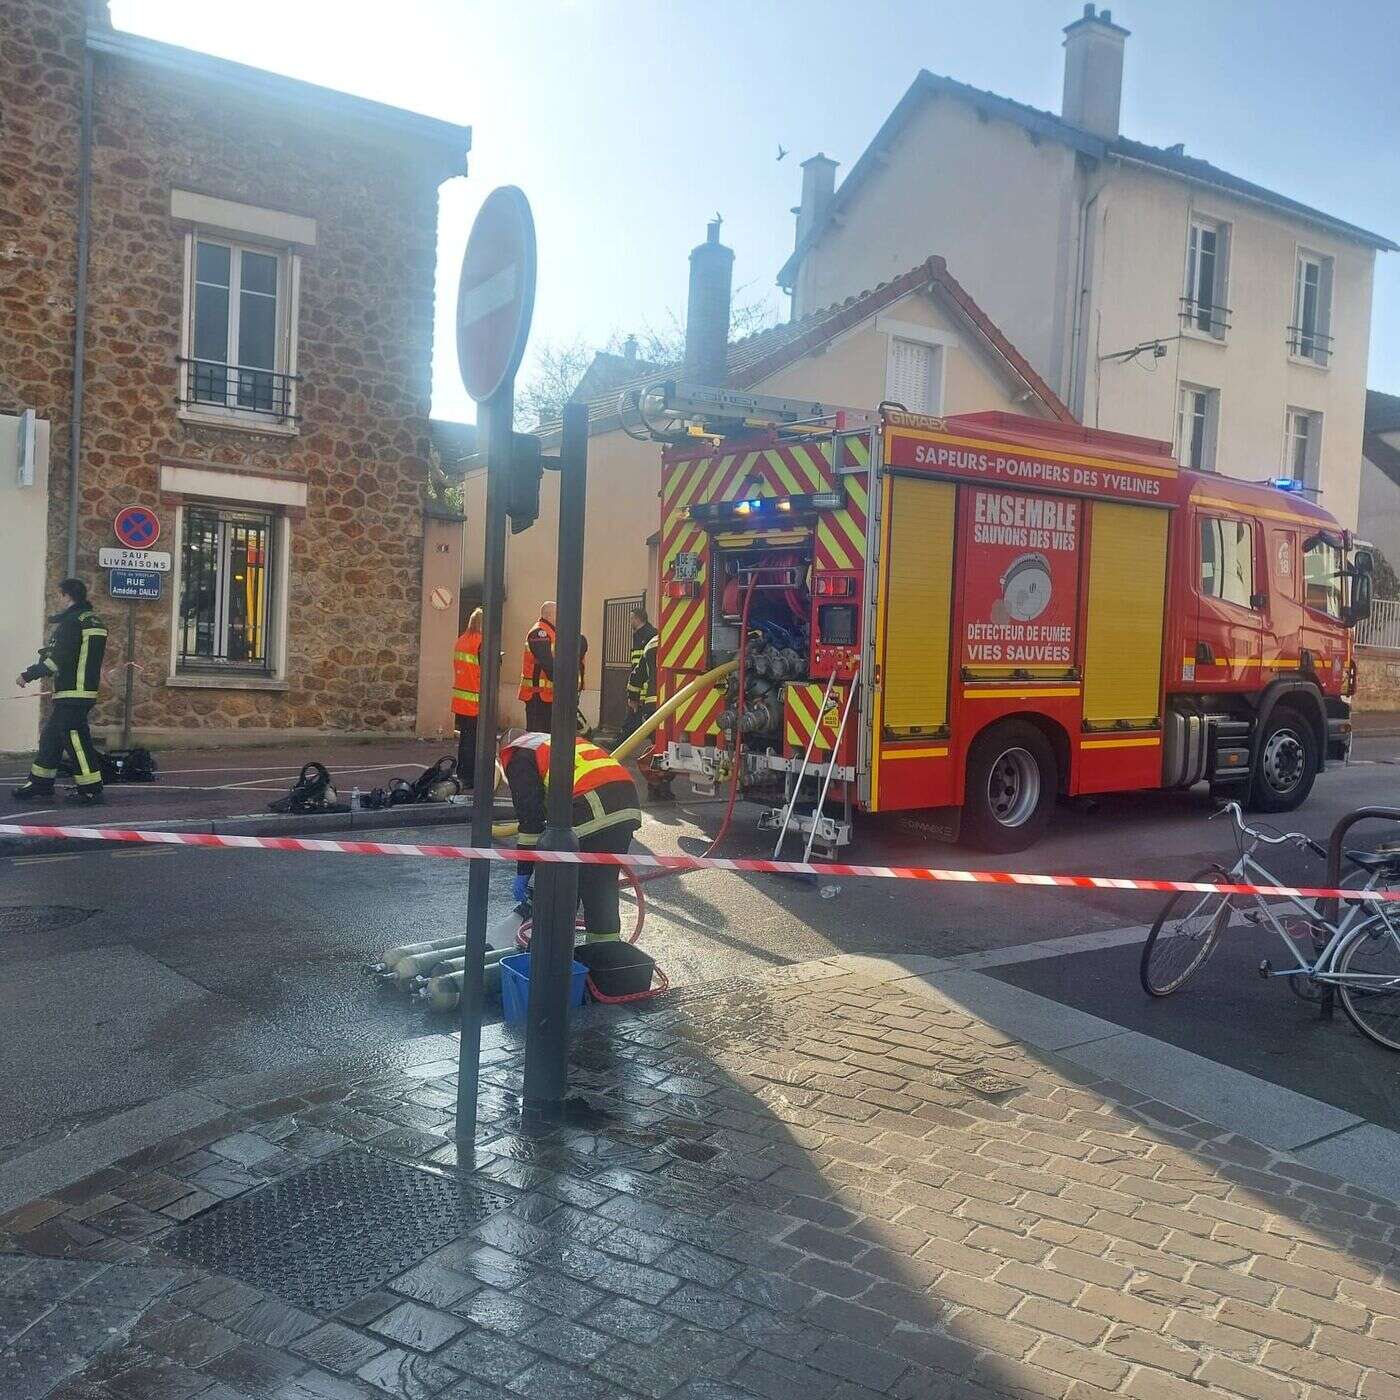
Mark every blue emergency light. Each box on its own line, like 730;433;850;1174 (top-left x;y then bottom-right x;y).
1267;476;1305;493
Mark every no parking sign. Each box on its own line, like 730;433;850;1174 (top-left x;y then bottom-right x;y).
114;505;161;549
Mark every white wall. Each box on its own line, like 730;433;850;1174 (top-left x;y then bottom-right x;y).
0;413;51;754
792;97;1082;395
1085;164;1375;527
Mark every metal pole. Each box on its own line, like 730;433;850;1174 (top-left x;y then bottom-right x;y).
522;401;588;1115
456;384;512;1147
120;601;135;749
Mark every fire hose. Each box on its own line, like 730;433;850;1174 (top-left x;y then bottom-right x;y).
379;661;740;1008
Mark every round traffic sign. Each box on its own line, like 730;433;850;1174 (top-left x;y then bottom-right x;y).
456;186;536;404
114;505;160;549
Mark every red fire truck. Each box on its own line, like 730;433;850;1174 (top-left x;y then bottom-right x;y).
631;385;1373;853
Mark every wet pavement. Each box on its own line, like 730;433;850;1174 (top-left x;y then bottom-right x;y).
4;955;1400;1398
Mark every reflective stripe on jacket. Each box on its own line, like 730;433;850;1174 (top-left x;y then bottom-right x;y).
626;624;658;707
452;629;481;717
500;733;641;844
23;603;107;701
519;618;557;703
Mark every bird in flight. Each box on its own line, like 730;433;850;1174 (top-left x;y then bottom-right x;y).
776;144;788;161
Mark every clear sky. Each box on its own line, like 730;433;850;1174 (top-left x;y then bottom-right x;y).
112;0;1400;424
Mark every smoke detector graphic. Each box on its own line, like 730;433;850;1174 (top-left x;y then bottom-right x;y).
997;551;1053;622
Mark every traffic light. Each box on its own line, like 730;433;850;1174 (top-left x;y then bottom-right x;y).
507;432;543;534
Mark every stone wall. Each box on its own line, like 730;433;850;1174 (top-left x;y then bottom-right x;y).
1;0;461;737
1354;645;1400;714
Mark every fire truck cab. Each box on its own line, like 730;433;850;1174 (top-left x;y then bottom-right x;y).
639;385;1373;853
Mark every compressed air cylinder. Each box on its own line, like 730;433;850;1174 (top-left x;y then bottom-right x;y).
378;933;469;976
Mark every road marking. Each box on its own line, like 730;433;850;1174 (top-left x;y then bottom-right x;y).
12;853;80;865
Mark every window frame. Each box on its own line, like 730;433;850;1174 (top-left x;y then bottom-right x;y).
167;502;291;687
877;317;952;417
1176;383;1220;472
1198;515;1257;612
1282;407;1323;488
178;231;302;434
1289;248;1334;367
1302;531;1345;622
1181;216;1231;340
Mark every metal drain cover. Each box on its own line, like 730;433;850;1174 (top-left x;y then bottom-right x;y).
165;1148;510;1313
0;905;96;936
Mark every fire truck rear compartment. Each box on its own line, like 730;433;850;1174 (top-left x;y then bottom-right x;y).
711;543;813;748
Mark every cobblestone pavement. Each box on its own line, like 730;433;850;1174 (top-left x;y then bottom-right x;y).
4;955;1400;1399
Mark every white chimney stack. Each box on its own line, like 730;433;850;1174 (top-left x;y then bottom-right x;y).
793;153;838;251
1061;3;1129;140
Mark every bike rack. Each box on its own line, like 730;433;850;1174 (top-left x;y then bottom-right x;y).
1320;806;1400;1020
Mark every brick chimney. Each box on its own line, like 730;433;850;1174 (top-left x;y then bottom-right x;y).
683;218;734;387
793;153;838;251
1061;4;1129;139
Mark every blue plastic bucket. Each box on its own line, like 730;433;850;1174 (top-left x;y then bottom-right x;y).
499;952;588;1025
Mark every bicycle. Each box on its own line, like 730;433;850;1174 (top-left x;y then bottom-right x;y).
1140;802;1400;1051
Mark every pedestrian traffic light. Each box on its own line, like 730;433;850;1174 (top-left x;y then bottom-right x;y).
507;432;543;533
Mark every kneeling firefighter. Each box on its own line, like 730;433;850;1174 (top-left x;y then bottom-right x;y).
501;732;641;942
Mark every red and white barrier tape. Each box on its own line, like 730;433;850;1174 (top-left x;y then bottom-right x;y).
0;820;1395;903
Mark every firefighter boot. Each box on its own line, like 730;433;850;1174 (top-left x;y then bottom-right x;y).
12;778;55;801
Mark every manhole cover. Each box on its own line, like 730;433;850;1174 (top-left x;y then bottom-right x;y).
0;905;96;936
165;1148;510;1313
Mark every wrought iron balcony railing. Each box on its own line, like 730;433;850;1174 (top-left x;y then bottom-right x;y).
1178;296;1232;337
177;357;300;420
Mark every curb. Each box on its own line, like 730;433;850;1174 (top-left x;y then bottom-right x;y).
0;798;518;858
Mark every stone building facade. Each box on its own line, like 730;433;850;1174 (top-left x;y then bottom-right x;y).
0;0;469;740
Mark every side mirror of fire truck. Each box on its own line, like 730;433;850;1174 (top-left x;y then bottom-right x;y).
1346;551;1374;627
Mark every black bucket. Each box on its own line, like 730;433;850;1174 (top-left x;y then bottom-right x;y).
575;941;656;998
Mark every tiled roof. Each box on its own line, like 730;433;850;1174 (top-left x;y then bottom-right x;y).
538;254;1072;442
429;420;477;474
1368;390;1400;436
778;69;1394;287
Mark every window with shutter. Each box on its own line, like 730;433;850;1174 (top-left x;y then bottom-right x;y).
887;339;939;414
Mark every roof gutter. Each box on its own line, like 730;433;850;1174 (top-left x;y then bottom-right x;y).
1110;151;1398;254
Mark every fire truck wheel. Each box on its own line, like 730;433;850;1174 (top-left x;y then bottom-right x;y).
1248;707;1317;813
963;721;1057;852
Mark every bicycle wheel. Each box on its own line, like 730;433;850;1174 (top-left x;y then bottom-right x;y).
1336;916;1400;1052
1140;866;1232;997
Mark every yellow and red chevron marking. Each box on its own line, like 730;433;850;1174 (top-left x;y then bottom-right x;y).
784;681;845;753
815;471;869;572
674;676;724;740
660;598;707;673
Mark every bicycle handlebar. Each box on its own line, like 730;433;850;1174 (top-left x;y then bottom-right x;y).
1212;802;1326;858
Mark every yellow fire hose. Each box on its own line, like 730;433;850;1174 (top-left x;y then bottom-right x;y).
487;658;739;839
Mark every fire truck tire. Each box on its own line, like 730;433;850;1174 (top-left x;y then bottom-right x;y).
962;721;1057;852
1248;707;1318;813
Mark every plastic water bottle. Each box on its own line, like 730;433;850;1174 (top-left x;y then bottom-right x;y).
350;787;361;811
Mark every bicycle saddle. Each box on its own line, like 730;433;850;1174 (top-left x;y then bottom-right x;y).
1345;849;1400;875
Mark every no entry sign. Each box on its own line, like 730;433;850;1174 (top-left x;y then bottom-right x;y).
456;186;536;404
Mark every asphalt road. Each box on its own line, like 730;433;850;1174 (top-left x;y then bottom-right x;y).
2;737;1399;1166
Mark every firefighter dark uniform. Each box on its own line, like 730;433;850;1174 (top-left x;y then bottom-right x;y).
451;623;481;789
16;601;108;803
518;615;557;733
501;733;642;942
621;621;658;745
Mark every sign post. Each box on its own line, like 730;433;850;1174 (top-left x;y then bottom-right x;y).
454;187;537;1149
521;401;587;1114
107;508;163;750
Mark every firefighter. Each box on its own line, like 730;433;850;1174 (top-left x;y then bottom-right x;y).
13;578;108;805
502;732;641;942
519;601;557;732
519;602;589;734
451;607;483;790
622;605;658;742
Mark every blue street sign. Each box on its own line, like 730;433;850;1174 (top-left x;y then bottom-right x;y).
108;568;162;601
